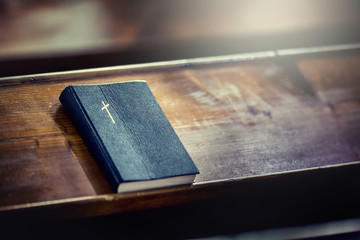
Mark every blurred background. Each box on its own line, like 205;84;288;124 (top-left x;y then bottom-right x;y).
0;0;360;77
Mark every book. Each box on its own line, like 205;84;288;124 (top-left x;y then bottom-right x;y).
59;81;199;193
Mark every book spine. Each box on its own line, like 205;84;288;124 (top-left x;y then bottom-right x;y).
59;87;121;191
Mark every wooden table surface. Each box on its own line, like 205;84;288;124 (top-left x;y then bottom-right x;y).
0;46;360;229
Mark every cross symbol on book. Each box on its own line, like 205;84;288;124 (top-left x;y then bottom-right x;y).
101;101;115;124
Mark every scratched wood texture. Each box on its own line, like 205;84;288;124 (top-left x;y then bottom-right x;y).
0;50;360;221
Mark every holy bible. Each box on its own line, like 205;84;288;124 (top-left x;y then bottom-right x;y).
59;81;199;193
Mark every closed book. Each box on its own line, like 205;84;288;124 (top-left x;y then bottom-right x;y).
59;81;199;193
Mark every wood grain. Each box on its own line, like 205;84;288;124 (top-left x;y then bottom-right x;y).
0;50;359;220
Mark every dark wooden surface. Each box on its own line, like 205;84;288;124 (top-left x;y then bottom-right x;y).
0;47;360;206
0;47;360;227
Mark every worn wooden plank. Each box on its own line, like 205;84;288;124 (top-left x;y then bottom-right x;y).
0;51;359;218
0;162;359;224
298;54;360;158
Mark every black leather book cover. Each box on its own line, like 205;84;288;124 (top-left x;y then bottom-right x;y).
59;81;199;192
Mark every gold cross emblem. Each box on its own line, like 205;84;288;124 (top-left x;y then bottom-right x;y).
101;101;115;124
